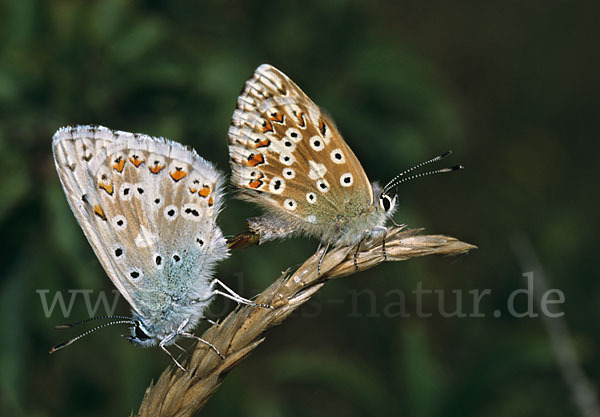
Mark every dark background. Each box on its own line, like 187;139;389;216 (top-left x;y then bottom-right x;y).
1;1;598;416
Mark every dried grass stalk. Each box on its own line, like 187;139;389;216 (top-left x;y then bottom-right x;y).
135;227;476;416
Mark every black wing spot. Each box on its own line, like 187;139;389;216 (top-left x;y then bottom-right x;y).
114;248;123;257
173;254;181;263
184;208;200;217
273;180;282;190
137;187;144;194
155;255;162;266
130;271;140;279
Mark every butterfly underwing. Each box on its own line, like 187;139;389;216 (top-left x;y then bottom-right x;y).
52;125;250;369
228;64;397;252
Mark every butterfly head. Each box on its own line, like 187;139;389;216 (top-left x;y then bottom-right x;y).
128;319;158;347
372;181;397;217
127;310;167;347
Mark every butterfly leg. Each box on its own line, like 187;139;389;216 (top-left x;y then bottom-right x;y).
159;339;187;372
353;236;368;270
382;229;388;261
173;342;189;354
209;279;272;309
179;332;225;359
371;226;389;261
201;317;219;326
317;241;330;276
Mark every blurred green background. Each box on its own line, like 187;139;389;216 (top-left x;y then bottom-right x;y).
1;0;598;416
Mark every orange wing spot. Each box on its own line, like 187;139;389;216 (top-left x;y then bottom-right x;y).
261;120;274;133
93;204;107;220
208;196;214;206
255;138;271;148
170;168;187;182
269;112;284;123
150;163;165;174
198;185;211;197
249;178;264;189
297;112;306;127
247;153;265;167
99;182;114;196
319;119;327;136
129;155;144;167
248;172;264;189
189;187;198;194
112;157;125;173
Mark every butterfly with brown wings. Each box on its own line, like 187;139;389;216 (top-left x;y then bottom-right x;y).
228;64;461;271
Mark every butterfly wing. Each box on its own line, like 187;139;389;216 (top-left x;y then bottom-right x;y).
52;126;228;320
229;64;373;233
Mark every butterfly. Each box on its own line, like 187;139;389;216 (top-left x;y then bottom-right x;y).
228;64;460;269
51;125;261;370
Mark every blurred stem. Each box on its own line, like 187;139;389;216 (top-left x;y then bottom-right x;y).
135;227;476;417
512;235;600;417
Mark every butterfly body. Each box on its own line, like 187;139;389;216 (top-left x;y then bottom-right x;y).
229;65;397;249
53;125;228;348
241;183;391;247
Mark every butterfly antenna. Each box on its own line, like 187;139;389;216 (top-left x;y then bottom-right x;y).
53;315;133;329
383;151;454;193
386;165;463;192
50;319;134;354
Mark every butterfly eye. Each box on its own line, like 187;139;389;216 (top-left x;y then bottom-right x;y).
379;194;393;212
134;324;151;341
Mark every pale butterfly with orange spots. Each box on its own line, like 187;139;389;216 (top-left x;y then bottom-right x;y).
228;64;461;269
52;125;265;371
